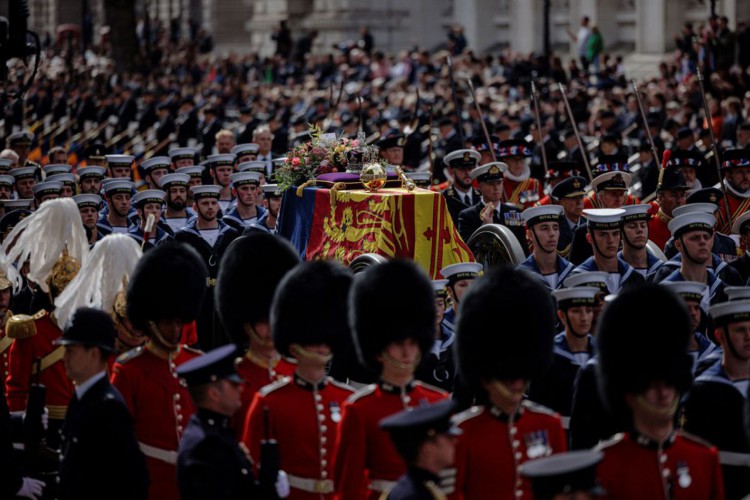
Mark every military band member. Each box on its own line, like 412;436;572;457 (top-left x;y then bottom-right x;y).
244;261;355;499
451;265;566;499
174;185;239;350
112;241;207;499
379;400;460;500
128;190;170;251
595;284;724;500
97;179;135;236
438;262;483;335
681;299;750;499
74;194;104;245
717;149;750;234
520;450;604;500
497;139;543;209
550;176;587;258
57;308;148;500
572;209;645;293
76;166;106;195
140;156;170;191
47;173;76;198
216;233;299;437
106;154;135;179
169;147;198;169
441;149;481;226
415;280;456;392
32;181;62;207
223;171;266;231
176;345;262;500
518;205;574;289
12;167;37;201
528;286;598;432
207;154;235;213
457;162;526;246
618;204;663;280
333;260;447;499
647;165;690;250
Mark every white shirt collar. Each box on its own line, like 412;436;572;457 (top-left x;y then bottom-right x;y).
75;370;108;400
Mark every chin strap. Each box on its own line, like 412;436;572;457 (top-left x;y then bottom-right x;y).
634;394;680;418
290;343;333;364
244;323;274;348
530;227;556;255
147;320;180;352
563;310;589;339
381;350;420;373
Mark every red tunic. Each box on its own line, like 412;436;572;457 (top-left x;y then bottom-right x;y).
5;311;73;420
449;401;567;500
0;328;11;398
231;352;295;438
332;380;447;500
243;374;355;499
111;342;200;500
597;432;724;500
503;177;544;209
648;203;673;251
716;191;750;234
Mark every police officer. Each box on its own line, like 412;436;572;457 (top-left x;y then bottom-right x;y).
518;205;575;289
379;400;460;500
57;308;148;499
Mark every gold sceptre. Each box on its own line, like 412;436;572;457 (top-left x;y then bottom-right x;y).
394;166;415;192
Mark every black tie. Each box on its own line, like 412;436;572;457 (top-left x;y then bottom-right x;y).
464;194;471;205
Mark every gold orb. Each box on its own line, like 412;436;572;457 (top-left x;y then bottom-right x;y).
360;162;387;192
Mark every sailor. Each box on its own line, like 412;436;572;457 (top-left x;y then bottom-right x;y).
617;204;663;280
414;279;456;392
222;171;266;231
97;179;135;236
518;205;575;289
140;156;171;191
438;262;483;336
158;172;196;234
128;189;170;251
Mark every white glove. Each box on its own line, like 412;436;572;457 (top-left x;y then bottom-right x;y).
41;408;49;431
275;470;290;498
16;477;45;499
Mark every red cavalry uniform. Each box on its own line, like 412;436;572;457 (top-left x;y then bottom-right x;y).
112;342;201;500
583;192;640;209
647;202;673;250
449;401;567;500
716;191;750;234
5;310;73;421
243;374;354;499
332;380;447;500
503;177;544;209
596;431;724;500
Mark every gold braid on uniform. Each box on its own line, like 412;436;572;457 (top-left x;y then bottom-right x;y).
656;209;672;224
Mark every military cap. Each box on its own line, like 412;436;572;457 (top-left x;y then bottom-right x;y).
663;281;708;303
732;211;750;235
668;212;715;237
168;147;198;162
551;287;599;310
176;344;243;387
1;199;32;210
668;149;704;169
272;260;351;357
440;262;483;284
0;159;12;172
470;162;506;182
522;205;563;227
102;179;134;196
237;161;266;174
404;171;431;188
11;167;36;181
230;171;261;187
676;127;694;140
140;156;171;173
0;207;31;240
583;208;624;230
231;143;260;157
456;265;556;386
207;154;234;168
721;149;750;170
432;279;449;299
563;272;610;292
158;173;190;189
54;307;116;353
85;143;107;161
32;181;62;198
216;233;299;345
596;283;693;424
710;299;750;327
551;176;587;200
590;171;631;192
656;165;689;192
350;259;435;372
521;450;604;500
592;155;629;177
546;161;580;180
105;154;134;167
73;193;102;210
6;130;34;147
619;204;651;223
190;185;221;200
672;203;717;218
261;184;282;197
131;189;165;208
380;400;460;460
0;174;14;187
126;240;208;331
377;132;406;150
599;132;620;144
46;173;75;189
724;286;750;301
474;135;501;154
497;139;532;158
443;149;481;169
43;164;72;176
77;166;107;181
175;165;204;178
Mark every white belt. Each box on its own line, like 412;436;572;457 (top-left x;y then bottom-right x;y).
139;442;178;465
560;416;571;430
719;451;750;467
369;479;397;493
286;474;334;494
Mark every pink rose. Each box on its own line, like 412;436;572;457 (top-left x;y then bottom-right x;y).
292;157;301;166
351;140;360;147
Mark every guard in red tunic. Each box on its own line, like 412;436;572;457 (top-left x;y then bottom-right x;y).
647;165;690;250
449;265;567;500
716;149;750;234
216;233;300;437
497;139;543;209
111;240;208;500
243;261;355;499
333;260;447;500
595;283;724;500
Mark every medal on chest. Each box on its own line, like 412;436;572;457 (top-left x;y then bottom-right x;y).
523;430;552;460
329;402;342;423
676;462;692;489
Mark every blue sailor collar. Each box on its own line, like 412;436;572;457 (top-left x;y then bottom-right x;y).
553;332;595;364
519;255;575;289
695;359;748;398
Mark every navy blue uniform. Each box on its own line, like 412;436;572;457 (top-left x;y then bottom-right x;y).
457;201;527;253
572;257;646;293
652;252;744;286
442;186;481;227
384;466;446;500
518;254;575;290
569;357;621;450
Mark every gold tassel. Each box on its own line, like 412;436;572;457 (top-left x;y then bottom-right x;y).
329;182;347;208
296;179;316;198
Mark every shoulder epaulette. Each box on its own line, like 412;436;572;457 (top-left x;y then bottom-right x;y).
451;405;484;426
522;399;559;417
327;378;356;393
346;383;377;403
259;376;291;396
678;431;715;449
116;346;145;364
595;432;625;451
5;311;42;339
414;380;449;396
182;345;203;355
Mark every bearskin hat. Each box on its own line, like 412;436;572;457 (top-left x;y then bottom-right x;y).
596;283;692;425
216;234;300;345
456;266;556;389
271;260;352;358
349;259;436;373
126;240;208;332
